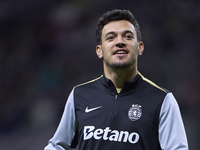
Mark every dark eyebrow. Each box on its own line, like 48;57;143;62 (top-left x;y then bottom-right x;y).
105;31;116;38
123;30;134;36
105;30;134;38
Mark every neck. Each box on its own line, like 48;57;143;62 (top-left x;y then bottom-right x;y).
104;65;138;88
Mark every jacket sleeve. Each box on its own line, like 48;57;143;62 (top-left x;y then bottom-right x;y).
159;93;189;150
44;88;77;150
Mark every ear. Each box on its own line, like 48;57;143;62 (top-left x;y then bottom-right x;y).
138;41;144;56
96;45;103;59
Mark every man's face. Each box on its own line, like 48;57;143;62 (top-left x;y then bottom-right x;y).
96;20;144;70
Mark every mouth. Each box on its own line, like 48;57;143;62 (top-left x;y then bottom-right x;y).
113;49;129;55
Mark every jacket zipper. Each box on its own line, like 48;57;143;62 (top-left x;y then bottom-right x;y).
113;94;118;116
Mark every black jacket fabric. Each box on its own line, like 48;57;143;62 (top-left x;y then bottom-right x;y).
45;73;188;150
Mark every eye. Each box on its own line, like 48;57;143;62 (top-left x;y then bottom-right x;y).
125;34;134;39
106;35;115;41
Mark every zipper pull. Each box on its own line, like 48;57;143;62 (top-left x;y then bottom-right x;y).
115;95;118;100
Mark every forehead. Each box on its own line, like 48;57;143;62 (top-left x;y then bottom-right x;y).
102;20;136;36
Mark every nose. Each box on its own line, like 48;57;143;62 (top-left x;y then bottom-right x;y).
116;36;126;48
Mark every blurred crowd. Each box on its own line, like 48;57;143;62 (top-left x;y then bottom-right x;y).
0;0;199;149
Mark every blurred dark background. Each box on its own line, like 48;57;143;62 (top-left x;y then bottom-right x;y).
0;0;199;149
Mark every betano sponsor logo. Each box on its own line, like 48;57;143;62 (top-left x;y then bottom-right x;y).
84;126;139;144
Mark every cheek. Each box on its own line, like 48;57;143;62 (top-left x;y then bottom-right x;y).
102;41;121;56
128;45;139;56
102;41;114;49
131;43;139;51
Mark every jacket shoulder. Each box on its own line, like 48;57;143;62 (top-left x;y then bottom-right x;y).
75;75;103;89
138;72;169;94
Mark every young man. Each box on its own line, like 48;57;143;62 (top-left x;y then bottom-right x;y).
44;9;188;150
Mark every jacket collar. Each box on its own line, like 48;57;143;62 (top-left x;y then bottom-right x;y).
100;73;143;95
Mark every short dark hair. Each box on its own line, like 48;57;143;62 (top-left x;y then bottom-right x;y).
96;9;142;45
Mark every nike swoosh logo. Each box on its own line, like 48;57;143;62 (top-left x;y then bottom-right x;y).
85;106;102;113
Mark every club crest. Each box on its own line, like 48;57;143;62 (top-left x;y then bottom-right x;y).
128;104;142;121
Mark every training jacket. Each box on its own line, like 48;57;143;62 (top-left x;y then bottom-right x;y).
44;72;188;150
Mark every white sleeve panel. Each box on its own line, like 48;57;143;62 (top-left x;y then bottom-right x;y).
159;93;188;150
44;88;77;150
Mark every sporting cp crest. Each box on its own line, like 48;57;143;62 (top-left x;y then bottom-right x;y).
128;104;142;121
